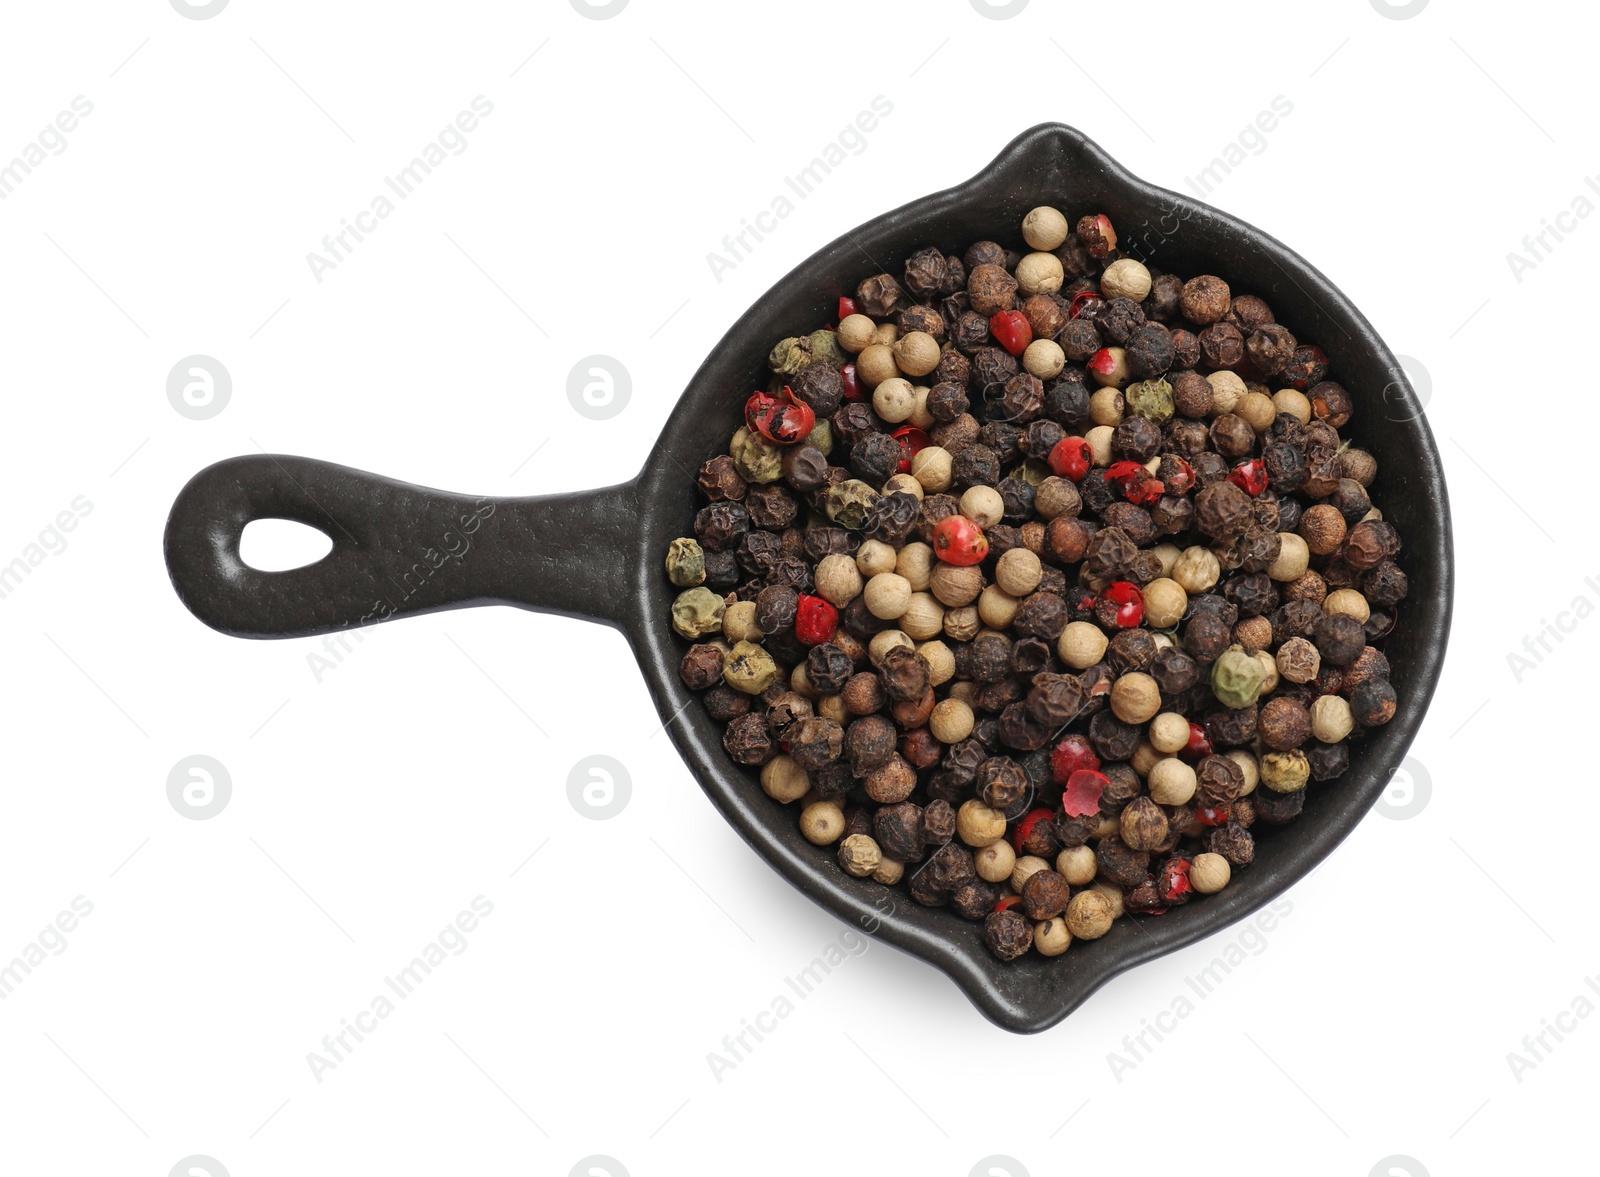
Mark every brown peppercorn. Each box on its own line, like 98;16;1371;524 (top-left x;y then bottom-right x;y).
1021;869;1071;920
703;684;750;723
1195;754;1246;807
984;909;1033;961
844;714;897;775
1170;370;1213;419
697;454;748;502
1245;323;1297;374
878;645;931;703
1179;275;1231;324
1258;697;1311;751
1022;292;1068;340
856;273;906;317
1197;322;1245;369
1299;503;1347;556
968;263;1019;316
1308;381;1352;427
1119;796;1170;852
1194;481;1254;541
864;754;917;803
976;756;1031;810
874;802;926;863
679;643;725;690
1209;413;1256;458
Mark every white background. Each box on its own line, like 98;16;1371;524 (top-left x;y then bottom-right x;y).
0;1;1586;1174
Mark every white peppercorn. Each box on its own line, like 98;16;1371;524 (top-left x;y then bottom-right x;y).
1226;749;1259;795
1010;854;1051;893
1273;387;1312;424
1058;620;1109;669
837;313;876;353
1015;251;1065;296
930;563;985;608
1324;588;1371;623
1142;577;1188;628
1090;386;1125;427
1023;338;1066;379
1206;370;1246;414
1100;258;1152;302
800;801;846;844
855;342;899;388
975;839;1017;883
1065;890;1114;940
872;858;904;886
960;486;1005;528
760;755;810;803
892;331;941;378
1110;673;1162;724
911;445;953;492
1034;917;1072;957
995;547;1043;596
1085;425;1115;466
1267;532;1310;582
899;592;945;641
1149;712;1191;754
816;553;864;607
1056;844;1097;885
957;800;1007;847
895;542;934;591
1310;694;1354;743
917;639;956;686
1021;205;1069;250
978;584;1020;630
1148;757;1198;805
873;377;917;423
1172;546;1221;593
1190;852;1231;894
838;833;882;877
863;572;913;619
929;697;975;743
868;629;914;665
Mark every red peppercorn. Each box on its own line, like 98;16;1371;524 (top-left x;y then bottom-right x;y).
1048;436;1094;481
993;894;1025;913
891;425;931;474
1050;735;1101;785
1228;457;1268;496
1162;456;1195;494
794;594;838;646
1106;460;1164;506
989;310;1033;356
839;363;864;401
1100;581;1145;628
1194;805;1231;827
1062;769;1109;818
1067;290;1100;320
1183;721;1212;759
932;515;989;566
1158;857;1193;901
745;386;816;445
1086;348;1120;381
838;296;859;320
1011;807;1056;852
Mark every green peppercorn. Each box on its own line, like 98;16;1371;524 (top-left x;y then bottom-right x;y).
808;328;848;369
769;337;813;377
723;640;778;695
1259;748;1311;793
671;587;725;639
1123;377;1175;423
804;418;834;456
730;426;783;483
1210;644;1266;709
665;537;706;587
825;479;881;530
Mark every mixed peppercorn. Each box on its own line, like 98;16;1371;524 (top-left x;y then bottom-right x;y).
665;205;1405;963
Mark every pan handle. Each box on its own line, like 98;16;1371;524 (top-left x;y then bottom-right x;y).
164;454;640;639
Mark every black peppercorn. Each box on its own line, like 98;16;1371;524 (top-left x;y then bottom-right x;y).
695;501;750;552
845;714;897;775
1096;836;1151;888
1304;740;1349;782
1252;784;1304;826
1089;710;1141;761
1206;702;1258;748
1194;481;1254;540
787;717;843;771
703;549;739;591
1101;502;1156;547
1013;593;1069;641
1184;611;1231;665
697;454;747;502
806;643;854;694
1098;296;1146;345
950;443;1001;490
952;879;1002;920
874;801;926;863
976;756;1030;810
984;909;1033;961
1205;821;1255;866
703;684;750;723
754;584;797;634
1125;323;1175;379
746;484;798;531
1197;322;1244;369
1195;754;1246;807
926;381;970;424
723;713;775;766
1349;678;1397;727
1112;415;1163;463
1150;647;1200;694
1313;613;1365;667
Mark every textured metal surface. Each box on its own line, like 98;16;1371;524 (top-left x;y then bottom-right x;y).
165;124;1453;1032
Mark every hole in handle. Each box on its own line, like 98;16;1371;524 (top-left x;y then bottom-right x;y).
239;518;334;572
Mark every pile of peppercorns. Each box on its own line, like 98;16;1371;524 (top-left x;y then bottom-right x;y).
665;204;1405;963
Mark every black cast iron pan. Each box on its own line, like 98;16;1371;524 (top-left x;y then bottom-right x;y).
165;123;1453;1033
